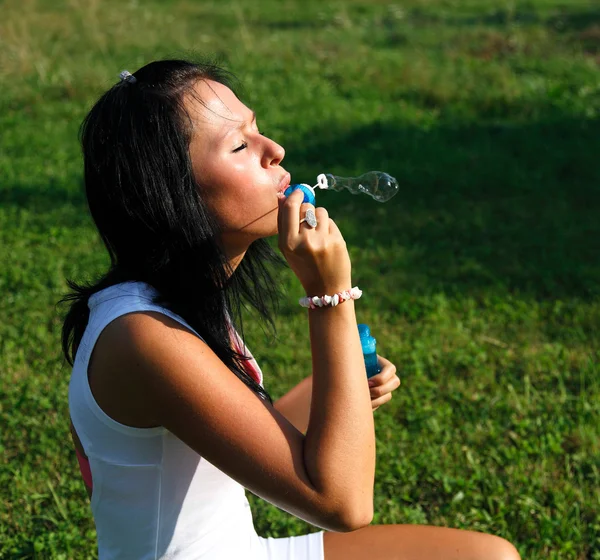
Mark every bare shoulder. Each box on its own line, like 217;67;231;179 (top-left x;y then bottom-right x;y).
88;310;351;532
87;311;185;428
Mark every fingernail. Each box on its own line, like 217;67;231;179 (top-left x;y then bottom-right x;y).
368;380;374;387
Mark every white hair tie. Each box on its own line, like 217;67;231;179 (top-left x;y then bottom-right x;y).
119;70;137;84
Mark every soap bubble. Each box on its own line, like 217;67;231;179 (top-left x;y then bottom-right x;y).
317;172;399;202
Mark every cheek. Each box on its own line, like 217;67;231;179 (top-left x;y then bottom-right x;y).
193;153;269;227
209;157;252;192
228;159;249;174
203;184;251;228
215;160;264;203
221;191;273;231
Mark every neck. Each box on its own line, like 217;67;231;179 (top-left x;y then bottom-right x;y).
224;246;248;278
219;232;253;278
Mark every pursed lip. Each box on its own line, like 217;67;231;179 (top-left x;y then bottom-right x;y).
277;172;291;194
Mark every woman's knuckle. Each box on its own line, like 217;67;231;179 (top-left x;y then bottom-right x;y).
295;241;310;255
310;241;325;254
332;237;346;250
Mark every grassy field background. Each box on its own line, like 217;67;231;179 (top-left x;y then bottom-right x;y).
1;0;599;558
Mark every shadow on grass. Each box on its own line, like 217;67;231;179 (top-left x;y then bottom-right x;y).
0;178;91;231
404;5;600;31
285;116;600;302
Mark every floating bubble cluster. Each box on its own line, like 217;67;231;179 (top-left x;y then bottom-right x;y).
316;171;398;203
284;171;399;205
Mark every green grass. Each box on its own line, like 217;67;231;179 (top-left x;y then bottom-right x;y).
1;0;599;558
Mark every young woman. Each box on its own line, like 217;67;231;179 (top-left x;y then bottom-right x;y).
60;59;520;560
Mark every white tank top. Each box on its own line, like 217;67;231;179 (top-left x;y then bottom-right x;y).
68;281;268;559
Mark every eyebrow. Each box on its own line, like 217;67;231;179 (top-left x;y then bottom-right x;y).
235;110;256;131
217;110;257;145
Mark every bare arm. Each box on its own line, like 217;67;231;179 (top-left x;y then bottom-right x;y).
274;375;313;434
303;300;376;523
275;190;376;526
273;355;400;431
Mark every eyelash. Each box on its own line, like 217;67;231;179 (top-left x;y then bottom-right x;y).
232;131;266;153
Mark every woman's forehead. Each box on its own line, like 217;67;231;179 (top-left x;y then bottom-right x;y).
186;79;250;130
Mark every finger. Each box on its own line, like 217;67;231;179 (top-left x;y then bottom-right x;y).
369;375;401;398
298;201;317;233
371;392;392;410
299;202;316;215
367;370;393;386
327;216;343;237
376;354;389;366
375;356;397;378
314;207;329;232
367;365;397;387
376;354;396;370
278;188;306;238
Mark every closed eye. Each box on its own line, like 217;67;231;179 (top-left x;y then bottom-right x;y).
232;131;266;153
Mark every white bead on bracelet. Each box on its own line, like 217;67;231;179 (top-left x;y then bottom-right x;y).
299;287;362;309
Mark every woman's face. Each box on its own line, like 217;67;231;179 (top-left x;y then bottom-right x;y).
185;79;290;254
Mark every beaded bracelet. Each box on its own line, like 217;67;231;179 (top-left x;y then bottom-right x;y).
299;287;362;309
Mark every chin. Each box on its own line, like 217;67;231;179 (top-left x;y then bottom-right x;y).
256;212;279;240
241;225;278;245
234;208;279;243
255;225;279;241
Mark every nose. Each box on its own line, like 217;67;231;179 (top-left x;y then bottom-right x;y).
263;136;285;168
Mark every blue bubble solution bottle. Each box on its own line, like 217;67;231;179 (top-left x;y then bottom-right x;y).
358;324;381;378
